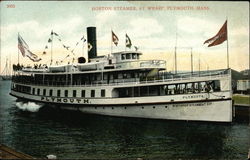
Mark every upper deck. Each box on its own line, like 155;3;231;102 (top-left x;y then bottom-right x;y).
12;68;231;88
16;51;166;75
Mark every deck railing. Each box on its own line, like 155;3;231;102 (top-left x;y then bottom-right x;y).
114;60;166;69
12;69;230;88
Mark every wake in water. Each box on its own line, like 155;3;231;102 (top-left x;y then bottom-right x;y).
16;102;44;112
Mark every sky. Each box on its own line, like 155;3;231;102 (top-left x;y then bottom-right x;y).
0;1;249;73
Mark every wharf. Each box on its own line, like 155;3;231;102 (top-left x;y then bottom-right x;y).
0;144;34;159
234;103;250;121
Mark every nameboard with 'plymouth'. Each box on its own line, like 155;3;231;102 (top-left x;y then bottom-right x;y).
41;97;90;104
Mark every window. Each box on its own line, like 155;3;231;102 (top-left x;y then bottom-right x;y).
132;53;137;59
213;80;221;91
81;90;85;97
49;89;53;96
91;90;95;97
65;90;68;97
57;90;61;97
126;53;131;59
37;89;40;95
43;89;46;96
131;73;135;78
123;74;127;79
101;89;105;97
73;90;77;97
32;88;35;95
121;54;125;60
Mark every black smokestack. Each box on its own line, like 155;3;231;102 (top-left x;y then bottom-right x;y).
87;27;97;59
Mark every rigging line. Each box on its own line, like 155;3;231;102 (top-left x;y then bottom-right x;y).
209;92;226;98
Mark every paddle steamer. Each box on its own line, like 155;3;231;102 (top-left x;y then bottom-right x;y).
10;27;233;122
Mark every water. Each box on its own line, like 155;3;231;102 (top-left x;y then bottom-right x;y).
0;81;249;159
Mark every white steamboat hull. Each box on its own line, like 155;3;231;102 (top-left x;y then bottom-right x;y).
61;100;232;122
11;90;232;122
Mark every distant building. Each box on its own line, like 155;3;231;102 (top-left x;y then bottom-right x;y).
241;69;250;77
237;80;250;94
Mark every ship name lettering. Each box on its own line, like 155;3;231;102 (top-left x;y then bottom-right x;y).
76;99;81;103
51;97;56;102
182;95;204;99
83;99;89;104
40;97;90;104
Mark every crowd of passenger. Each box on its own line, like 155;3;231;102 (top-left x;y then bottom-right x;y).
12;64;48;71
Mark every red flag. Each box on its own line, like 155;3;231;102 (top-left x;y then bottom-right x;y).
204;21;227;47
112;31;119;46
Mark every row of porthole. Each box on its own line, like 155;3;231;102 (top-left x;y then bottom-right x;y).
93;106;169;109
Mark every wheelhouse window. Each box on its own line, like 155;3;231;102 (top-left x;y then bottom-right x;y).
81;90;85;97
37;89;40;95
32;88;35;95
73;90;77;97
49;89;53;96
57;90;61;97
101;89;105;97
126;53;131;59
121;54;126;60
65;90;68;97
132;53;137;59
91;90;95;97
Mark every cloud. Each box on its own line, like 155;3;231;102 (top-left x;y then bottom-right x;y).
177;16;218;36
231;26;249;36
128;17;164;38
1;16;85;53
1;20;42;41
95;10;117;28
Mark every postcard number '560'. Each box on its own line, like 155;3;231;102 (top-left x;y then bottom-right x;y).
7;4;15;8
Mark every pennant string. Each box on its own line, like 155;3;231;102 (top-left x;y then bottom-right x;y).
41;31;87;63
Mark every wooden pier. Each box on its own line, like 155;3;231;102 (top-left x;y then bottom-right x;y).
0;144;34;159
234;103;250;122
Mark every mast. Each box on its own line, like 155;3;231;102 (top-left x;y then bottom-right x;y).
191;47;193;74
174;32;178;74
82;35;84;57
0;40;2;75
18;33;20;65
226;18;229;69
125;32;127;52
198;54;201;76
111;29;113;54
50;30;53;66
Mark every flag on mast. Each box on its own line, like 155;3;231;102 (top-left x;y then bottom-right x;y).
125;34;132;48
204;20;227;47
112;31;119;46
18;34;42;62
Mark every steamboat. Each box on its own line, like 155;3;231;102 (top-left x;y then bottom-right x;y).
10;27;233;122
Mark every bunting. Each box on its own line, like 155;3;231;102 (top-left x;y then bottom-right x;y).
42;31;87;63
112;31;119;46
